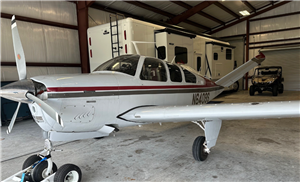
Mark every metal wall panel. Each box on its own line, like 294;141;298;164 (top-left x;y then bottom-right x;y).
1;1;77;25
1;66;81;82
213;1;300;38
1;1;81;82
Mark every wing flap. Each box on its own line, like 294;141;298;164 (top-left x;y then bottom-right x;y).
119;101;300;123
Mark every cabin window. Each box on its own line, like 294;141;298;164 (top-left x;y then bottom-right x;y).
167;64;182;82
226;49;232;60
214;53;218;60
175;46;188;64
197;57;201;71
183;69;196;83
157;46;166;60
93;55;139;76
140;58;167;82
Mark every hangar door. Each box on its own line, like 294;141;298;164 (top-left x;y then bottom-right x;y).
260;48;300;91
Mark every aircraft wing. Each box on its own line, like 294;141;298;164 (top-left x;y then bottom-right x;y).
118;101;300;123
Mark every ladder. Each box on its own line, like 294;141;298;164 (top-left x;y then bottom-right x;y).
109;14;123;58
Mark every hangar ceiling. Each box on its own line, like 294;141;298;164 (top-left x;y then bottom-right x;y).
90;1;291;35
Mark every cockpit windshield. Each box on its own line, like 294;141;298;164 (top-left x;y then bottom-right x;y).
93;55;140;76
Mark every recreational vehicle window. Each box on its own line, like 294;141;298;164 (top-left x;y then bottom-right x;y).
214;53;218;60
157;46;166;60
140;58;167;82
226;49;232;60
167;64;182;82
175;46;188;64
183;69;196;83
93;55;139;76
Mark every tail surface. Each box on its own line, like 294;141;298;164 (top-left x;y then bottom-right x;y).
216;52;265;87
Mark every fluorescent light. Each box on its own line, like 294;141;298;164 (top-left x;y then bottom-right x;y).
239;10;250;16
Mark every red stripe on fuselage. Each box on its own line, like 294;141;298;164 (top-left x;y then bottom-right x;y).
47;84;218;93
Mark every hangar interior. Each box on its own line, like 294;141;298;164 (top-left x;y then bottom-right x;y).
0;1;299;181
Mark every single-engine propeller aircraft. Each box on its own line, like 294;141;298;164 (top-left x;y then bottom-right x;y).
2;16;300;182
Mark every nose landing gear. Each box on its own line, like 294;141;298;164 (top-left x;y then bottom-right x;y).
3;139;82;182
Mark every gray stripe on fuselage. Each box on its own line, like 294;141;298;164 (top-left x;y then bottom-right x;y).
47;86;224;98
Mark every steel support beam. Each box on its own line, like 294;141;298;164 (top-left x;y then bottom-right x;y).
168;1;214;25
250;11;300;21
249;42;300;49
124;1;210;31
242;1;256;12
125;1;174;18
76;1;94;73
170;1;224;25
1;13;78;30
209;1;291;35
247;37;300;45
1;62;81;67
213;2;240;19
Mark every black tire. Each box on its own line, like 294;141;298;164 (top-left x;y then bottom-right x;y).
22;155;41;169
192;136;208;161
54;164;82;182
272;85;278;96
232;81;239;92
258;90;262;94
31;161;57;182
249;85;255;96
279;84;284;94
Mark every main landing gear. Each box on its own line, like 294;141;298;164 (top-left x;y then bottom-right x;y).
3;139;82;182
191;119;222;161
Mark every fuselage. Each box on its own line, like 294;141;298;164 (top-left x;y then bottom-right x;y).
17;55;224;133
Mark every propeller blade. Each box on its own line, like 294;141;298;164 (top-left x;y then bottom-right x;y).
11;15;27;80
7;102;21;134
26;93;64;127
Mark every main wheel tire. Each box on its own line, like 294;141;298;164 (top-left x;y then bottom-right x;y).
249;85;255;96
232;81;239;92
192;136;208;161
54;164;82;182
22;155;41;169
258;90;262;94
279;84;284;94
31;161;57;182
272;85;278;96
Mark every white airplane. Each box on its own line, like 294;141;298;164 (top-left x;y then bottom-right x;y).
1;16;299;182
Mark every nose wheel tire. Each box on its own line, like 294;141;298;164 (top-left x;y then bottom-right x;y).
31;161;57;182
54;164;82;182
22;155;41;170
192;136;208;161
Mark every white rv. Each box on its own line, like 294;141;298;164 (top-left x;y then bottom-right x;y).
87;18;238;91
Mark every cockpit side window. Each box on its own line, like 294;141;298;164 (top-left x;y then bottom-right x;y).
93;55;139;76
167;64;182;82
140;58;167;82
183;69;196;83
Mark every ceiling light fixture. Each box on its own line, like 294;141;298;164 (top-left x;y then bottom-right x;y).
239;10;250;16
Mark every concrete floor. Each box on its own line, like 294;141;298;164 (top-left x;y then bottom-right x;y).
1;90;299;181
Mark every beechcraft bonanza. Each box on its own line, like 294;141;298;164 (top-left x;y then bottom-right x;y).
2;16;300;182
